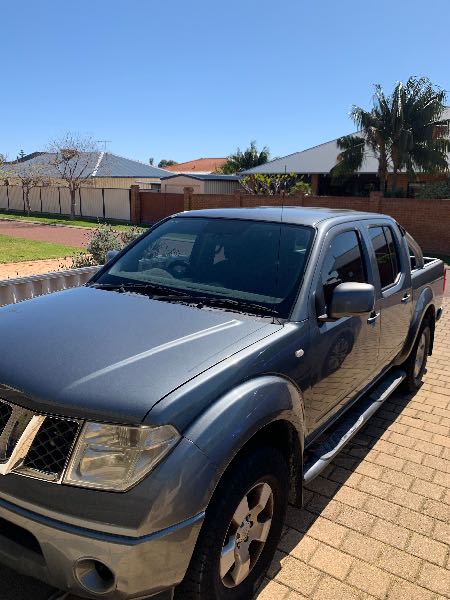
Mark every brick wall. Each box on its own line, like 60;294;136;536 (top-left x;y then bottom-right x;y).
183;190;450;254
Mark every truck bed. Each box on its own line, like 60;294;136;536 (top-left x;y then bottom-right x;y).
411;256;445;310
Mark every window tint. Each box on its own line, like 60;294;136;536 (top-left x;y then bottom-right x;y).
369;226;400;288
383;227;400;280
321;231;366;307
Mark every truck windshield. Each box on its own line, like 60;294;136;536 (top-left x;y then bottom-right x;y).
94;217;314;318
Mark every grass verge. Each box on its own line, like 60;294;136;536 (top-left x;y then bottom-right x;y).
0;210;132;231
0;234;83;263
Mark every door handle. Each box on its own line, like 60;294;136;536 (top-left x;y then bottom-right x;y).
367;312;380;324
401;293;411;303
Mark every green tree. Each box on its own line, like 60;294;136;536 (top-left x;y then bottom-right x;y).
241;173;311;196
331;77;450;193
220;141;270;174
158;159;178;168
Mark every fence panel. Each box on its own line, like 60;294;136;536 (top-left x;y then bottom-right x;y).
0;187;8;209
59;188;71;215
8;186;24;211
29;188;41;213
41;187;60;214
104;188;130;221
80;188;104;218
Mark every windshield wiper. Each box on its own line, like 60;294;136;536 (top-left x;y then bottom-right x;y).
89;283;280;317
87;282;186;296
152;294;280;317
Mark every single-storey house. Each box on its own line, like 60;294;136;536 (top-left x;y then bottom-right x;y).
164;157;227;174
4;152;170;189
161;173;241;195
243;107;450;196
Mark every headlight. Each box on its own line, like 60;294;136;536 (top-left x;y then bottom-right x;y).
64;422;180;491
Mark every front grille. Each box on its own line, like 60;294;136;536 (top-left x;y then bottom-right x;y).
0;402;12;435
23;417;80;479
0;398;81;483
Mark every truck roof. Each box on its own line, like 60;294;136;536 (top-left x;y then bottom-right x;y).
178;206;387;227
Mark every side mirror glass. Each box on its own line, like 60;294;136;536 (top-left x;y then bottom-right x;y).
328;282;375;319
106;250;120;264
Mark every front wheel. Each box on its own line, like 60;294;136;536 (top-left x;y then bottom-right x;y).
175;447;289;600
402;320;431;391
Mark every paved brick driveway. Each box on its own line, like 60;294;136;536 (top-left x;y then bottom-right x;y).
0;299;448;600
0;220;89;247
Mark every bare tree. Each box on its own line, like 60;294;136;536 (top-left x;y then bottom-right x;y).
0;154;11;186
12;162;50;215
48;133;100;219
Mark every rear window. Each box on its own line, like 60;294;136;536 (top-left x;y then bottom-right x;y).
369;226;401;288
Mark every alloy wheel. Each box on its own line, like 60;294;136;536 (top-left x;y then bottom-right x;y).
220;481;274;588
414;332;427;379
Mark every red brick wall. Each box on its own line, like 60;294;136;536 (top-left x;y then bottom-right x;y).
184;191;450;253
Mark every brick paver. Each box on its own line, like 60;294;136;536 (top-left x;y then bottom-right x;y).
257;297;450;599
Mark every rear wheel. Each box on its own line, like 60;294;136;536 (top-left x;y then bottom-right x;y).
175;447;289;600
402;320;431;391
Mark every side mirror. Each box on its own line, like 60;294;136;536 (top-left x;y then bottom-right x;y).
328;282;375;319
106;250;120;264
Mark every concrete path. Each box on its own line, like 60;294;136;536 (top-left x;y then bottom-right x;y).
0;220;89;248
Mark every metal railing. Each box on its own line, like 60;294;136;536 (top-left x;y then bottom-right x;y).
0;266;100;307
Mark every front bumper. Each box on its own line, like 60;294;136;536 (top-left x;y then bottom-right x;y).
0;495;204;599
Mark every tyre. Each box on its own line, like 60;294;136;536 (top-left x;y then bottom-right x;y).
175;447;290;600
402;319;431;392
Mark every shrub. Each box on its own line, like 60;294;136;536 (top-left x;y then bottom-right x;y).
119;226;146;247
67;224;147;268
416;180;450;199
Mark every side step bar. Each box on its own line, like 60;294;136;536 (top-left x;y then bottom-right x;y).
303;368;406;484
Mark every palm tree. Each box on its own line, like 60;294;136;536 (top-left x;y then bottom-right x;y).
332;77;450;193
220;141;270;174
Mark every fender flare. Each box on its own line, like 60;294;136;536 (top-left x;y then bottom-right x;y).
395;287;435;365
183;375;305;504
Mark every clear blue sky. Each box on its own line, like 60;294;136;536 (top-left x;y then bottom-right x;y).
2;0;449;165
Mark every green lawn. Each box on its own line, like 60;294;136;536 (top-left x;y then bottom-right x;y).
0;234;83;263
0;210;132;231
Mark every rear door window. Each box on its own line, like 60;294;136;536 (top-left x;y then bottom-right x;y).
369;226;401;288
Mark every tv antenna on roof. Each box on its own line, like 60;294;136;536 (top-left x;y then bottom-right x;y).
96;140;112;151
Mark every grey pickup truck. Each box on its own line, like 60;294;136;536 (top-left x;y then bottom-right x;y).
0;207;445;600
